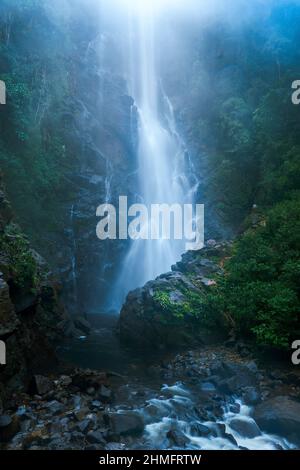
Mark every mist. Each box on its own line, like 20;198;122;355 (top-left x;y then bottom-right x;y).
1;0;300;456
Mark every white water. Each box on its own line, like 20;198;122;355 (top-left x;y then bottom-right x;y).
70;204;78;310
112;4;197;308
132;383;296;450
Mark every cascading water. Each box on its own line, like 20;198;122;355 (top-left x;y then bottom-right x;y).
129;384;296;450
112;4;197;308
69;204;78;311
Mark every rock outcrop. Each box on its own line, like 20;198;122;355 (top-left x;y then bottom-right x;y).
254;396;300;445
120;242;230;348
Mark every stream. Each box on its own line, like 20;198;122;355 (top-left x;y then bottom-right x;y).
58;314;297;451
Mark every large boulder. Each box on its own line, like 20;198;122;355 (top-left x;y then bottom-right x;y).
0;414;20;442
120;283;193;349
254;396;300;445
120;245;229;348
212;361;259;395
229;417;261;438
31;375;53;396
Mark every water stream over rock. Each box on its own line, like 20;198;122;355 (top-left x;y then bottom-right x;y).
111;3;197;308
57;315;299;451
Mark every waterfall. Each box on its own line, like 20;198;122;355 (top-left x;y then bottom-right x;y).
110;4;197;309
70;204;78;310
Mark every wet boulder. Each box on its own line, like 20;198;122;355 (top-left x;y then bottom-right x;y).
31;375;53;396
189;422;211;437
212;361;259;395
214;423;238;446
86;430;106;446
0;415;20;442
242;387;261;405
254;396;300;445
98;385;112;402
105;411;144;437
229;417;261;438
45;400;64;416
167;429;189;448
71;369;109;395
120;246;229;349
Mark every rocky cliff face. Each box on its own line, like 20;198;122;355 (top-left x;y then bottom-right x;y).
24;9;139;315
0;1;139;316
0;175;69;404
59;30;138;313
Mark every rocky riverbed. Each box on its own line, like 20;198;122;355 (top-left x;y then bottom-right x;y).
1;342;300;450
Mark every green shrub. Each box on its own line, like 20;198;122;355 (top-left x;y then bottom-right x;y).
212;196;300;349
0;224;37;289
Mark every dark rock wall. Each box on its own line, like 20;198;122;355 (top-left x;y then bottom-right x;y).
59;26;138;313
0;1;139;314
0;175;69;402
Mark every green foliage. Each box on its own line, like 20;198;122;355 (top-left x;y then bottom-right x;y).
0;0;71;241
153;291;174;311
186;12;300;228
153;290;188;320
211;196;300;349
153;288;220;328
0;224;38;289
181;8;300;350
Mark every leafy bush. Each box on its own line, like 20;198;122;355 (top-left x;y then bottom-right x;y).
212;196;300;349
0;224;37;289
